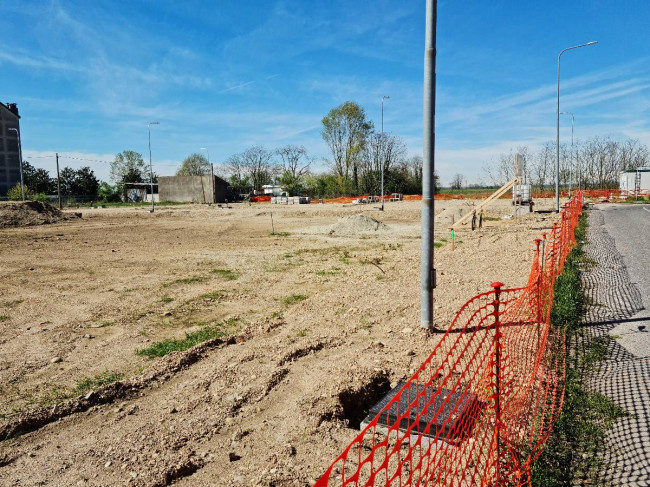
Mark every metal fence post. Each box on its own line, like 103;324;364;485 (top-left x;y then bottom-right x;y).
491;281;504;483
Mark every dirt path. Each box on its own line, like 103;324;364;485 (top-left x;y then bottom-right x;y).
0;199;558;486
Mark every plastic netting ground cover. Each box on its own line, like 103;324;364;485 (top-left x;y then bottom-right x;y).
315;193;584;487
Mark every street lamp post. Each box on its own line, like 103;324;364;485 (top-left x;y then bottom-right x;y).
560;112;574;197
381;95;390;211
148;122;160;212
8;128;25;201
556;41;597;211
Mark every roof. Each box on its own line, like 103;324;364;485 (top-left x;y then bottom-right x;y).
621;167;650;173
0;101;20;118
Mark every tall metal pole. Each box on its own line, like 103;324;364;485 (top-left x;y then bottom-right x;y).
380;95;389;211
148;121;159;212
560;112;574;196
8;128;24;201
56;152;62;209
421;0;437;330
556;41;597;212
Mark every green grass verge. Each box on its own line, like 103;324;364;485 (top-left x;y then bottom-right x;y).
532;211;628;486
137;318;237;358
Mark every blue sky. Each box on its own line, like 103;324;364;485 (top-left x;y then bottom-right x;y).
2;0;649;185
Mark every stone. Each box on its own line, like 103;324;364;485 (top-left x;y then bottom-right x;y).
84;391;94;401
83;334;93;339
104;461;112;468
400;327;413;334
51;357;63;363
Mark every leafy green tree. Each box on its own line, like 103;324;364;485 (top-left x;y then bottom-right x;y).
321;101;374;193
110;150;147;184
176;153;211;176
74;166;99;196
59;167;77;196
97;182;121;202
22;161;55;194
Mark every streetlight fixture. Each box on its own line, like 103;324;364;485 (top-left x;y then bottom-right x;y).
556;41;597;211
7;128;25;201
380;95;390;211
148;122;160;213
560;112;575;197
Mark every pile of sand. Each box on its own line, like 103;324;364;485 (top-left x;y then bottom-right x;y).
0;201;77;228
328;214;388;235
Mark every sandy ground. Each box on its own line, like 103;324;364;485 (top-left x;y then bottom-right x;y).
0;198;559;486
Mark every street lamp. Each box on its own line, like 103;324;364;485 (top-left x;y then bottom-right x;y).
7;128;25;201
556;41;597;211
560;112;575;197
148;121;160;212
380;95;390;211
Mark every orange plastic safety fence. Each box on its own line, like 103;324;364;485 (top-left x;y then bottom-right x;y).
316;193;584;487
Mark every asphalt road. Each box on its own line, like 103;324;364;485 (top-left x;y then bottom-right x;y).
586;203;650;486
601;204;650;356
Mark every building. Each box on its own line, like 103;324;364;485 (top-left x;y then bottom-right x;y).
158;175;230;203
0;102;21;197
620;167;650;196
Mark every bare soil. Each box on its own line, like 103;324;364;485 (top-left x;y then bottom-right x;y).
0;198;558;486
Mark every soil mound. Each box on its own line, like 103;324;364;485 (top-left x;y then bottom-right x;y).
0;201;76;228
329;214;388;235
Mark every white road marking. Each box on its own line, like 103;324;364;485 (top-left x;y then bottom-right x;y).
644;207;650;214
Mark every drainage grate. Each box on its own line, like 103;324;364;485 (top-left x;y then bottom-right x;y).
362;381;482;442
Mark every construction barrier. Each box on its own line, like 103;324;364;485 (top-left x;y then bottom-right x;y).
316;193;584;486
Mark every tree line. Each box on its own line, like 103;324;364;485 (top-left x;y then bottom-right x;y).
485;136;649;191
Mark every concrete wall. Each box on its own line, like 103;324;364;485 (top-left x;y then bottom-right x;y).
159;176;230;203
0;103;21;197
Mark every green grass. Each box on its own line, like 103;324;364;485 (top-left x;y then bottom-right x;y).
434;241;443;248
74;371;123;394
200;291;224;300
159;295;174;303
532;212;628;485
211;268;238;280
136;318;237;358
270;231;291;237
3;299;24;308
282;294;308;306
0;315;8;322
163;276;207;287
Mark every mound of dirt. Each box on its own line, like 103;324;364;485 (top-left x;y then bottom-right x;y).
0;201;77;228
434;206;469;226
329;214;388;235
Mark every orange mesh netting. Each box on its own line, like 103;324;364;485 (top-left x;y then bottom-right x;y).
316;193;584;487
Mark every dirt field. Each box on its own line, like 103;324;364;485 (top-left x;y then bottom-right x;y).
0;198;558;486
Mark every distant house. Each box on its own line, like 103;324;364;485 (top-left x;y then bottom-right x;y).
0;102;21;197
158;175;230;203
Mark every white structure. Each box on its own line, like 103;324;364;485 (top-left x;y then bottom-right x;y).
620;167;650;196
262;184;284;196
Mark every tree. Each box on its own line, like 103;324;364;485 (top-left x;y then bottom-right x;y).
59;167;77;196
176;153;211;176
450;173;465;190
276;145;312;196
98;182;121;202
74;166;99;196
321;101;374;193
22;161;55;194
360;133;407;194
241;146;275;191
110;150;147;184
